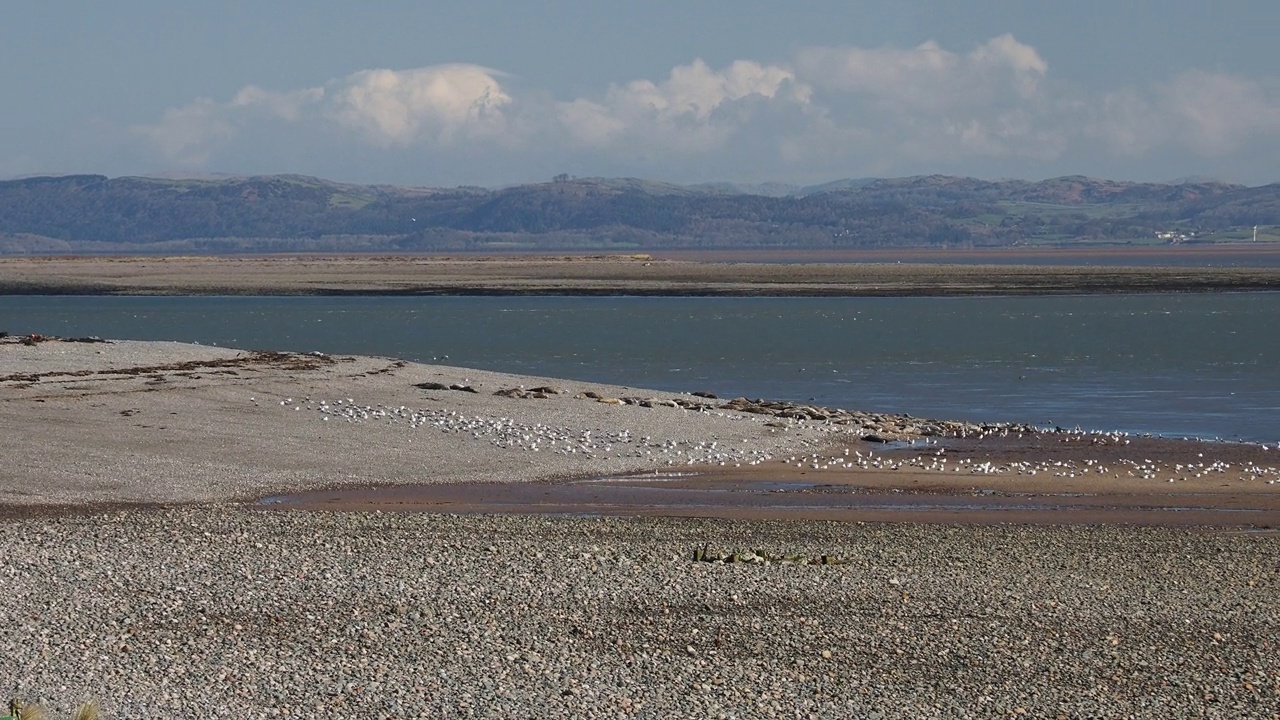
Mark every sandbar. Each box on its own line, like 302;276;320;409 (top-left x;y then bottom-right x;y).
2;251;1279;296
2;335;1276;526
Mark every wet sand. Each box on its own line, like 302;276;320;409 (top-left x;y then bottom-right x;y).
266;475;1280;527
268;434;1280;528
2;251;1279;296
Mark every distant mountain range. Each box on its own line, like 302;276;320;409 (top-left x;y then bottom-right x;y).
1;173;1277;254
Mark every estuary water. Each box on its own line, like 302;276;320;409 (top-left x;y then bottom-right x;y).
3;293;1278;443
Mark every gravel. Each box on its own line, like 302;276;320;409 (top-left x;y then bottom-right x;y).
1;508;1277;718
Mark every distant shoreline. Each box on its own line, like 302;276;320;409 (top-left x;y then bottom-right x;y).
2;252;1279;297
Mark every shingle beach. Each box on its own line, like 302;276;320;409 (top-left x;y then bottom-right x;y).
2;337;1277;718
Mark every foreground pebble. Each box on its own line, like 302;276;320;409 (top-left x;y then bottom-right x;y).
2;508;1277;718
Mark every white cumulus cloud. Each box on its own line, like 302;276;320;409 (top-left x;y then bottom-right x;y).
1119;71;1280;154
783;34;1061;171
796;34;1046;111
328;65;512;147
557;58;807;153
134;64;513;166
128;37;1280;184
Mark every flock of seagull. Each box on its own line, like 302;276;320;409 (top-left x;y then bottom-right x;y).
255;394;1280;485
774;449;1280;485
260;395;822;467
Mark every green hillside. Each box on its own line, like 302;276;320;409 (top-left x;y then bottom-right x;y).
1;173;1277;254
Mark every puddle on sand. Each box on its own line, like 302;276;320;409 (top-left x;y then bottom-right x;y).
257;474;1276;527
577;471;702;483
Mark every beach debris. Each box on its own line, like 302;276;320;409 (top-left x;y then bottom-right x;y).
1;349;331;384
691;545;849;565
494;386;562;399
413;381;478;393
638;398;678;408
4;332;106;346
714;397;1041;440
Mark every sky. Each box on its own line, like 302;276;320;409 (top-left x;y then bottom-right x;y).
3;1;1278;187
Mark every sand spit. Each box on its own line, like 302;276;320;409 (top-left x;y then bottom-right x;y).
3;253;1280;296
3;335;1279;514
0;336;848;506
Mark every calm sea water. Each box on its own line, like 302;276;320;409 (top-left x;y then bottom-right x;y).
3;294;1278;442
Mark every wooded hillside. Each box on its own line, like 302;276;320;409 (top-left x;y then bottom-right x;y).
1;173;1276;254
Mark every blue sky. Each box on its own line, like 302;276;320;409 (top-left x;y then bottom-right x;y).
3;1;1278;186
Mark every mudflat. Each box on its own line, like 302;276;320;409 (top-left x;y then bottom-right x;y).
274;434;1280;528
3;250;1280;296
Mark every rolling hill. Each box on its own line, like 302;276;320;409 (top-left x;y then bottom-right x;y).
1;173;1277;254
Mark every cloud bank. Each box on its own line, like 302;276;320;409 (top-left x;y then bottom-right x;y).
132;35;1280;185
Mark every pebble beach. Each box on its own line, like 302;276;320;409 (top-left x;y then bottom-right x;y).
2;336;1278;718
4;509;1278;718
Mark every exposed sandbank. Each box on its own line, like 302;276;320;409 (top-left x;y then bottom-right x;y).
2;252;1279;296
2;336;1276;526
